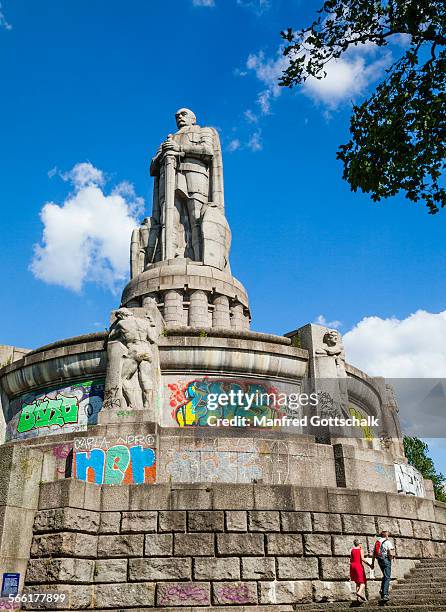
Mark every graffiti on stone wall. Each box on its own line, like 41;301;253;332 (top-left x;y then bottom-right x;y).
166;448;263;483
167;377;291;427
164;437;292;484
214;583;255;605
395;462;425;497
349;404;376;440
374;462;395;481
74;434;156;485
157;584;209;606
50;443;73;478
6;379;104;441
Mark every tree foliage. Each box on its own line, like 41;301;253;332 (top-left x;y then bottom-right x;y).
403;436;446;502
280;1;446;213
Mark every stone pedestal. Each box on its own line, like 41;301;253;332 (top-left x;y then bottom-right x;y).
121;259;251;330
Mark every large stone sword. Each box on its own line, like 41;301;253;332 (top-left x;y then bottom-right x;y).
162;136;177;261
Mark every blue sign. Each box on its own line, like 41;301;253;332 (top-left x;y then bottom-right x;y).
1;573;20;597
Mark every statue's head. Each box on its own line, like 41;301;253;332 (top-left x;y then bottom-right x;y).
323;329;340;347
175;108;196;128
115;307;133;320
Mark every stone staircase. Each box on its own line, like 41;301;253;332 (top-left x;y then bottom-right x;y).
292;558;446;611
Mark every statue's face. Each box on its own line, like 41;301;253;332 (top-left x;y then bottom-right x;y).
116;308;131;320
175;108;196;128
324;330;339;346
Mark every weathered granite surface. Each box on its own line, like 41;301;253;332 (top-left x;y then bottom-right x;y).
17;479;446;610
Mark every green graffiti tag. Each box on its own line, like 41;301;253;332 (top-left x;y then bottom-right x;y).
104;445;131;484
17;395;79;433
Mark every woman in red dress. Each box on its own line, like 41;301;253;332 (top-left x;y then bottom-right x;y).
350;538;369;602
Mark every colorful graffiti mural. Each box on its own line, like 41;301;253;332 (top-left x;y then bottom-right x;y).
167;378;288;427
6;379;105;441
17;396;79;433
74;434;156;485
349;404;376;440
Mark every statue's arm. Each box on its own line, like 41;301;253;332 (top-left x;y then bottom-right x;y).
108;324;120;342
180;128;214;158
150;145;163;176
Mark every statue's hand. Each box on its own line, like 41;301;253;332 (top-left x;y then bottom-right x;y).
162;138;180;153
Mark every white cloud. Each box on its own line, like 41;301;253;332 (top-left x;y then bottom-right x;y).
61;162;105;189
192;0;215;6
303;51;391;109
30;163;143;293
245;44;391;114
343;310;446;378
227;139;241;152
246;50;286;115
244;109;258;124
237;0;270;15
247;130;262;151
246;50;284;95
0;3;11;30
315;314;342;329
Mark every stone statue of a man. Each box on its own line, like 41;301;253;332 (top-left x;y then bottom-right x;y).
130;108;231;276
107;308;158;410
130;217;150;278
316;329;346;362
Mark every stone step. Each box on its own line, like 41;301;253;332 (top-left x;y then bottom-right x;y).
407;569;445;578
393;590;446;597
413;568;446;572
392;595;446;602
393;587;446;594
394;579;446;587
392;582;446;593
414;568;446;572
404;574;446;581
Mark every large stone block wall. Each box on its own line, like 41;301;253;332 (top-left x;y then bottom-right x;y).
19;480;446;610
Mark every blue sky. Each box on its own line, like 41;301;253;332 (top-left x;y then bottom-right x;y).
1;0;445;470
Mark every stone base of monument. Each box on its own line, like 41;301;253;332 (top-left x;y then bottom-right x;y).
11;476;446;610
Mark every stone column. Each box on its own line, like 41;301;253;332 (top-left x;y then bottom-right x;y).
212;295;230;328
242;309;250;331
230;302;245;330
163;290;183;326
189;290;210;328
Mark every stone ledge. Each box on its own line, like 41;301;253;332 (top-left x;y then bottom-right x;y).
1;333;107;375
162;327;293;347
36;481;446;521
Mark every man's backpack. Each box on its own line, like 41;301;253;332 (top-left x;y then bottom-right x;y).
374;539;385;559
